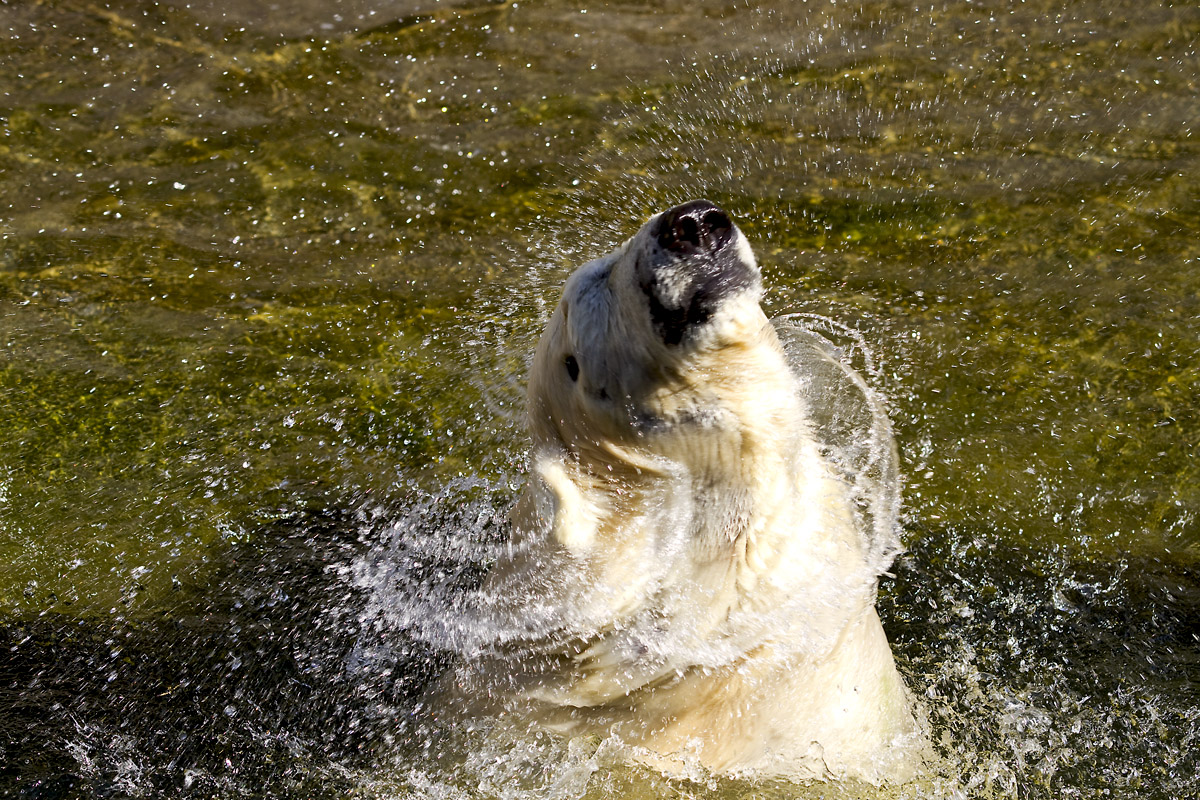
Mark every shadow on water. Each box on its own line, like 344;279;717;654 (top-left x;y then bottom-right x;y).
883;536;1200;796
6;508;1197;798
0;505;466;798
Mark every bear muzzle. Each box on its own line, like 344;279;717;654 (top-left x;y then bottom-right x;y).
654;199;735;256
640;200;760;346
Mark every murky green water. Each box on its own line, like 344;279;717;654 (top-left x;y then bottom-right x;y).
2;0;1197;797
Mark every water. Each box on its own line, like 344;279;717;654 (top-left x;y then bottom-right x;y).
2;0;1197;797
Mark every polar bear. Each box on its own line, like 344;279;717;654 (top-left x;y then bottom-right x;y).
454;201;925;783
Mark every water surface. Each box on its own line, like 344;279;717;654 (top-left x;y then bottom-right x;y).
2;1;1197;797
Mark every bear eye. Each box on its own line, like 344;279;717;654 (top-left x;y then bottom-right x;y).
564;354;580;382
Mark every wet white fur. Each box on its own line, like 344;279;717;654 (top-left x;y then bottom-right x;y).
459;210;925;783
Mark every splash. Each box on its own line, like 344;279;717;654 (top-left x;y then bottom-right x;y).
776;314;905;577
346;316;908;793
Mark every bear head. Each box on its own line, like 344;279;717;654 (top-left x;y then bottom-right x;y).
527;199;807;482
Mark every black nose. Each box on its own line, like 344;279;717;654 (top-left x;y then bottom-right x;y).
639;200;757;346
654;200;733;256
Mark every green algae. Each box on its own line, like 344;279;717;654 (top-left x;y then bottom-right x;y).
1;0;1197;612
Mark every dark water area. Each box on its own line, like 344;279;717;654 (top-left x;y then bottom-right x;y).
2;0;1198;797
